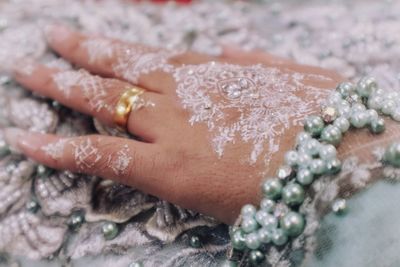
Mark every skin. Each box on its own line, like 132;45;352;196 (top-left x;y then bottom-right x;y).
5;24;398;225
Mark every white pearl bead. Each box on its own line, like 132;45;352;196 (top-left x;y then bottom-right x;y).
392;108;400;121
297;153;312;167
327;91;343;105
367;109;379;121
367;95;383;110
382;100;396;115
350;111;369;128
284;150;298;167
351;103;366;113
319;144;337;160
333;117;350;133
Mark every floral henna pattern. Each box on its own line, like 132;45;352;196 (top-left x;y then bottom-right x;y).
174;62;330;164
82;38;178;84
41;139;68;160
107;144;132;176
71;138;102;170
52;70;113;113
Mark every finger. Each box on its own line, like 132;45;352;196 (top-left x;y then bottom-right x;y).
43;24;219;94
3;128;166;196
221;45;345;85
13;61;167;141
221;45;293;65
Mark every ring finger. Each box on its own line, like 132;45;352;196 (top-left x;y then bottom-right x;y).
13;61;167;142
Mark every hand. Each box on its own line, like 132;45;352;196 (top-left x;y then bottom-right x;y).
4;24;344;224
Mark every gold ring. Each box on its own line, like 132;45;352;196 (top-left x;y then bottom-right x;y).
114;87;145;128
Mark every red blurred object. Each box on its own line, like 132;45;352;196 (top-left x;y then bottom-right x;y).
132;0;193;4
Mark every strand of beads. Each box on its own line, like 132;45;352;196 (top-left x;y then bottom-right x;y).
227;77;391;266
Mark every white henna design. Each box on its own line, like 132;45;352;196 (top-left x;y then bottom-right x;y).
41;139;67;160
173;62;329;164
71;138;102;170
107;144;132;176
82;39;114;64
52;70;112;112
82;38;178;84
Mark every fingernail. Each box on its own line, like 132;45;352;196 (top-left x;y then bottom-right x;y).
3;127;26;153
43;24;73;44
13;58;37;76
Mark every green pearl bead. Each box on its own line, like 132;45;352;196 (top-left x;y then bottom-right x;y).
309;159;326;175
231;229;246;250
282;183;305;206
68;213;85;230
271;228;288;246
280;212;305;237
384;142;400;167
241;217;259;233
356;77;377;97
249;250;265;266
257;227;273;243
36;164;48;176
326;159;342;174
350;111;369;128
102;222;119;240
336;82;355;98
241;204;257;217
220;260;238;267
0;140;9;157
245;232;261;250
332;199;348;216
262;178;283;200
304;115;325;137
26;200;40;213
296;168;314;185
260;198;275;212
320;125;342;146
370;117;385;134
190;235;201;248
129;262;144;267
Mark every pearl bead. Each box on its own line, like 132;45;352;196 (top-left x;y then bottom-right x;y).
381;100;396;115
190;235;201;248
384;142;400;167
257;212;278;229
370;117;385;134
280;212;305;237
320;125;342;146
336;82;355;98
367;109;379;121
367;95;383;110
245;232;261;250
296;152;312;168
351;103;366;113
249;250;265;266
241;204;257;217
284;150;298;167
304;115;325;137
337;104;351;119
257;227;273;243
301;138;321;156
319;144;337;160
282;183;305;206
391;107;400;122
260;198;275;212
276;165;294;180
241;217;259;233
220;260;238;267
356;77;377;97
231;229;246;250
68;213;84;230
0;140;9;157
271;228;288;246
129;262;144;267
333;117;350;133
309;159;326;175
262;178;283;200
332;199;348;215
326;159;342;174
102;222;119;240
296;168;314;185
295;132;312;147
327;91;343;105
26;200;40;213
36;165;48;176
350;111;369;128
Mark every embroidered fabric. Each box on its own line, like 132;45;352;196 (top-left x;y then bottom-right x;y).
0;0;400;267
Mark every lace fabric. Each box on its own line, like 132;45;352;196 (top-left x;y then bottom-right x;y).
1;0;400;267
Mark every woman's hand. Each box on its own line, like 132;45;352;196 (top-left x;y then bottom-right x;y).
4;24;344;224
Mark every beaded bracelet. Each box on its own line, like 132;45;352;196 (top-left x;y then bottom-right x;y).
226;77;400;266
